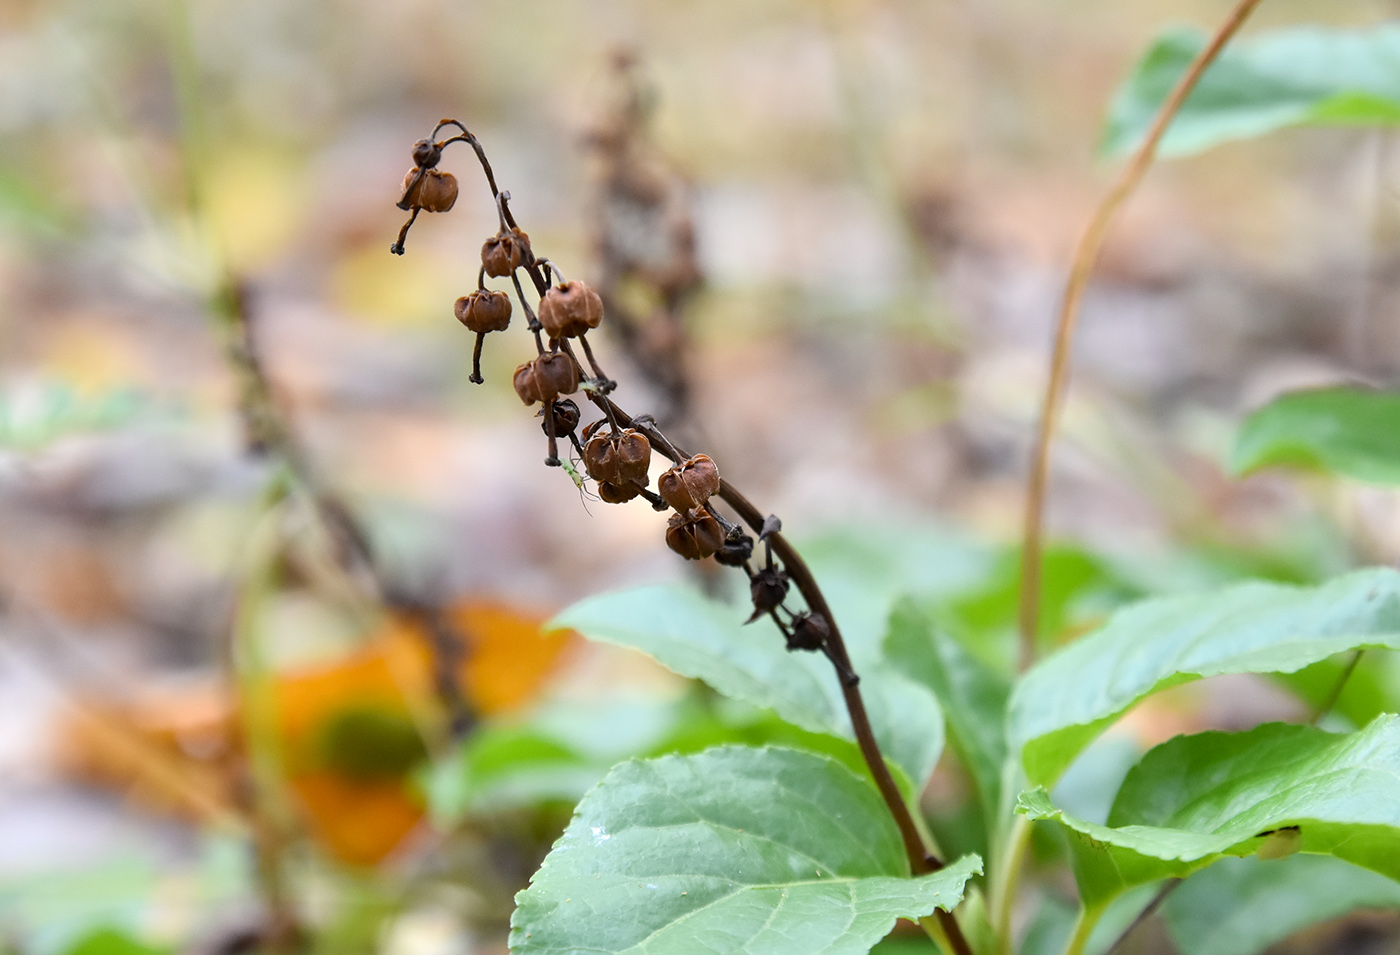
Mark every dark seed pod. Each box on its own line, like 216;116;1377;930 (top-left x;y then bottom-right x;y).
746;566;790;623
714;530;754;568
538;280;604;339
582;428;651;487
513;352;579;405
412;138;441;169
665;508;725;561
454;289;512;334
597;481;641;504
539;398;581;438
481;228;531;277
787;611;830;652
658;453;720;512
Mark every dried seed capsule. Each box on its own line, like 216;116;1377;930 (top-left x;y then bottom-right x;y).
787;611;830;652
746;566;790;623
538;280;604;340
397;169;424;210
658;453;720;512
481;228;531;277
412;138;441;169
539;398;581;438
597;481;641;504
714;530;754;568
513;352;579;405
666;508;724;561
454;289;512;334
418;170;458;212
582;428;651;486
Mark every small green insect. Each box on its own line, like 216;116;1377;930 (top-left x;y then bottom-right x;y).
560;457;586;490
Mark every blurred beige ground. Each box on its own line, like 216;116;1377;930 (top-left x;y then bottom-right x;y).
4;0;1400;952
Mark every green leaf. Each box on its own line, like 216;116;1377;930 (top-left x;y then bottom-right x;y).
424;696;876;821
1104;25;1400;159
944;544;1140;661
1008;568;1400;786
1018;717;1400;909
552;585;944;788
1163;854;1400;955
510;746;981;955
1231;386;1400;485
883;600;1009;821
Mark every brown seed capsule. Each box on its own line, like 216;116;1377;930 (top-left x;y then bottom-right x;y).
481;228;532;277
400;168;457;213
418;170;458;212
597;481;641;504
658;453;720;512
787;611;830;652
666;508;724;561
412;138;441;169
454;289;512;334
513;352;579;405
746;566;790;623
539;398;581;438
397;169;423;210
714;530;754;568
538;280;604;339
583;428;652;487
588;431;646;485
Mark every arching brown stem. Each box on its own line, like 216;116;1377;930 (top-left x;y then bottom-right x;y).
1017;0;1267;671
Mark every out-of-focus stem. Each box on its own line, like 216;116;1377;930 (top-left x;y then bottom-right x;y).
1017;0;1268;671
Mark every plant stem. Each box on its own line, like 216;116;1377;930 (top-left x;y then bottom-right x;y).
991;814;1031;955
1016;0;1268;672
1311;649;1364;725
1062;905;1104;955
606;405;972;955
1102;880;1181;955
454;136;976;955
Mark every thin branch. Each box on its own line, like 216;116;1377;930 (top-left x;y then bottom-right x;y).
1017;0;1267;672
212;278;477;738
1103;880;1182;955
1311;649;1364;726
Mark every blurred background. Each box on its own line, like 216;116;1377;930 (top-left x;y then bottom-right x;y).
5;0;1400;952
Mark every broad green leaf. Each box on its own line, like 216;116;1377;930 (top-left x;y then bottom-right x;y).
1008;568;1400;786
1163;854;1400;955
1104;25;1400;158
1019;717;1400;909
884;600;1009;820
510;746;981;955
1231;386;1400;484
552;585;944;787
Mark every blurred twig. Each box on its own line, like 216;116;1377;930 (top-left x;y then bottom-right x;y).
1311;649;1364;725
1017;0;1268;672
587;52;702;429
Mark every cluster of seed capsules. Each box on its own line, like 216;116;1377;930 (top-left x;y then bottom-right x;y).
390;123;734;565
390;122;842;663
